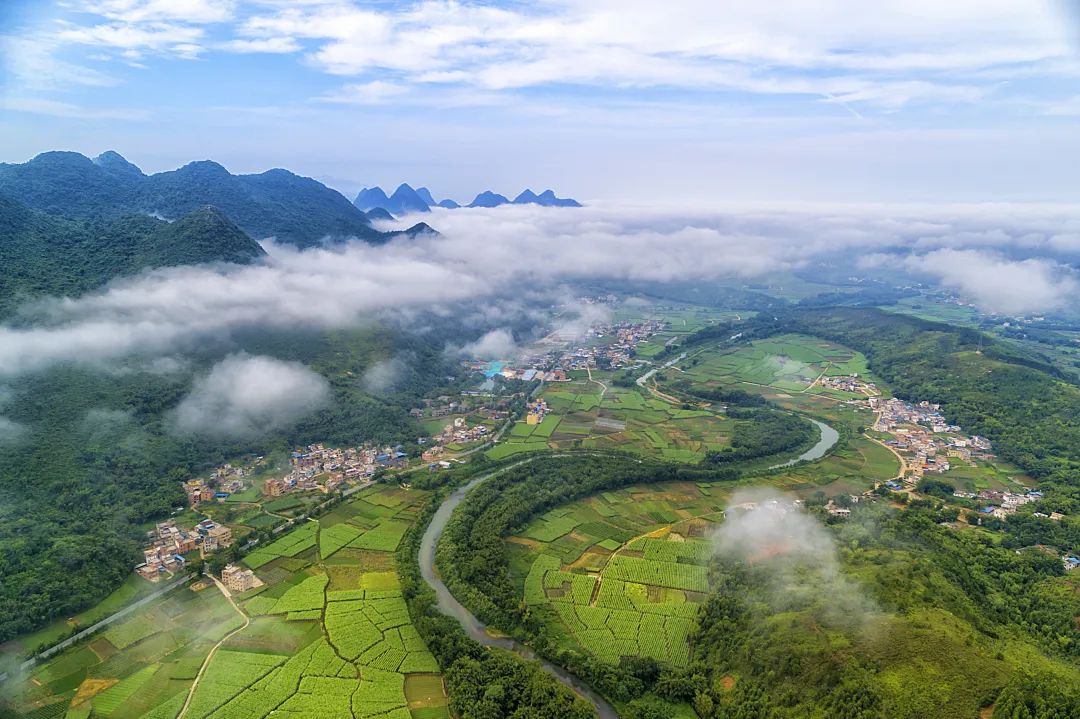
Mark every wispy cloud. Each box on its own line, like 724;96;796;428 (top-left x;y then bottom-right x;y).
0;95;150;120
229;0;1069;111
321;80;408;105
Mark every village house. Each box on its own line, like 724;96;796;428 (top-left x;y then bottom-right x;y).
221;563;260;593
200;523;233;553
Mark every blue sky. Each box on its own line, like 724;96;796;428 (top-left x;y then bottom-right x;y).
2;0;1080;203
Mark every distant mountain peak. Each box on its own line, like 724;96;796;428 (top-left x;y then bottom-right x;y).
388;184;431;214
468;190;511;208
400;222;439;237
93;150;144;177
354;186;390;210
513;189;540;204
27;150;96;169
355;184;430;214
537;189;582;207
159;204;266;265
436;199;460;209
365;207;396;222
415;187;436;206
176;159;231;178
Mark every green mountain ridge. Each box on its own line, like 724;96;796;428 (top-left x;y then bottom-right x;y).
0;194;266;314
0;151;390;248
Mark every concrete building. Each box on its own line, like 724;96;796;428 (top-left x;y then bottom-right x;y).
221;563;257;592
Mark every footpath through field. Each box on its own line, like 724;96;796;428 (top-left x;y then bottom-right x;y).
176;574;250;719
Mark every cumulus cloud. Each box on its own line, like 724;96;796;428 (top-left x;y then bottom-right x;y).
171;354;330;438
715;488;879;629
3;203;1080;377
459;329;518;360
906;249;1080;315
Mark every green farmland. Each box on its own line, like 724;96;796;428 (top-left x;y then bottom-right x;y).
2;484;448;719
488;379;734;462
678;333;878;398
507;480;732;667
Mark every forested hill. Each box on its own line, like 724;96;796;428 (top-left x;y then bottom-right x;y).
737;307;1080;504
0;195;266;314
0;322;461;643
0;151;388;247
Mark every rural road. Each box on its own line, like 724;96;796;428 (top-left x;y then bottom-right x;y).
176;575;250;719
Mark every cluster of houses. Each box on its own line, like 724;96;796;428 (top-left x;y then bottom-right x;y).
554;320;668;370
962;489;1047;520
820;374;877;394
871;398;995;481
183;458;266;507
461;317;668;392
264;443;393;498
135;519;233;582
184;477;246;508
421;416;490;465
464;361;572;384
525;399;550;425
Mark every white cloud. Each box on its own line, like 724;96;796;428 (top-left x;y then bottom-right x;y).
171;354;330;438
361;357;407;394
906;249;1080;315
459;329;518;360
231;0;1069;109
80;0;237;24
219;37;300;54
3;203;1080;376
322;80;408;105
714;488;880;629
0;35;116;90
56;22;205;53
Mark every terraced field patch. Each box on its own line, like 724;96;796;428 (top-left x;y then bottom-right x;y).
507;480;731;668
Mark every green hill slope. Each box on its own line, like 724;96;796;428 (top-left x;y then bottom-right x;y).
0;194;265;313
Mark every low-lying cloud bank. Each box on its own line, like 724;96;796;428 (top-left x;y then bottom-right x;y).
3;202;1080;376
715;489;879;629
171;354;331;438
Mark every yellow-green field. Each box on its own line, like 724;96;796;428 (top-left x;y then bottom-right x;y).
507;481;733;667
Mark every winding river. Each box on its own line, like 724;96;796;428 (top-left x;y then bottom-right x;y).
417;419;840;718
417;459;621;719
769;418;840;469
